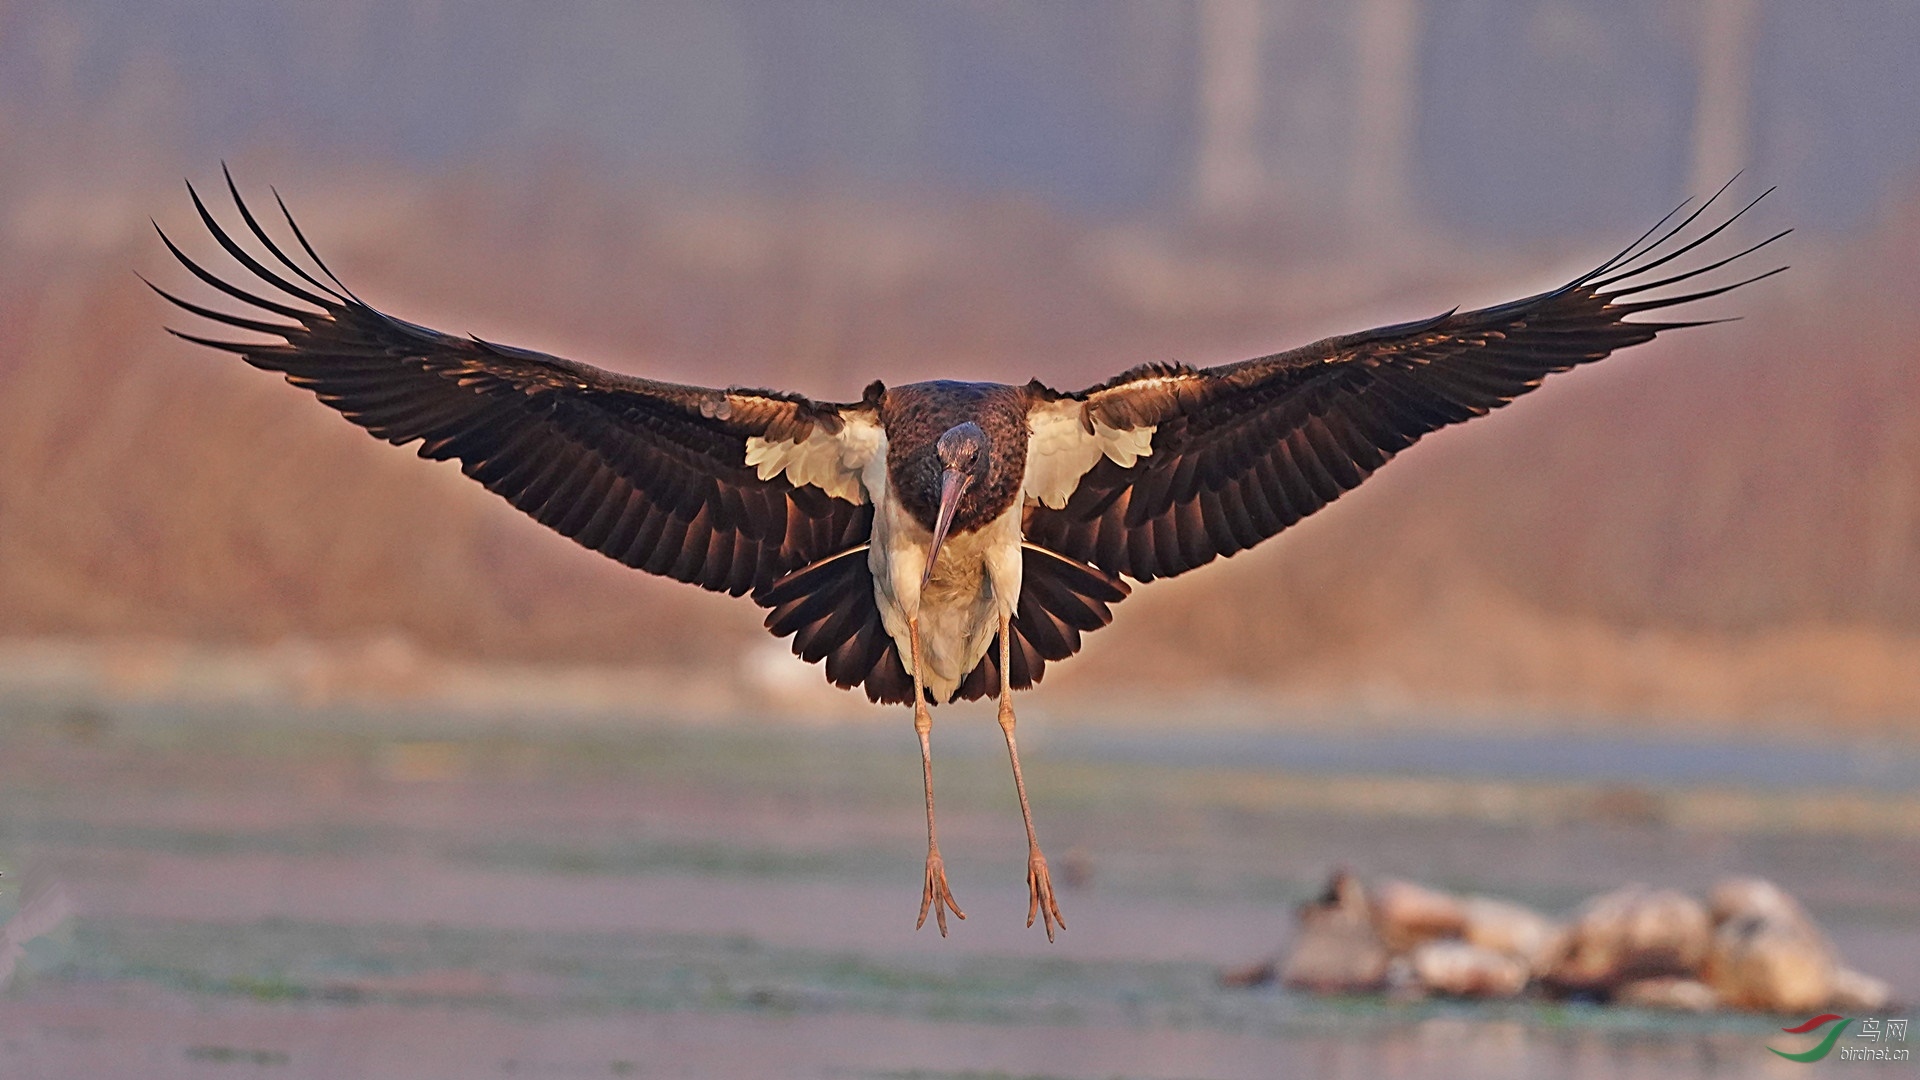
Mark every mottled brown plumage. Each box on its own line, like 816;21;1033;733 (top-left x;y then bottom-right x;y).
881;382;1031;536
153;169;1784;943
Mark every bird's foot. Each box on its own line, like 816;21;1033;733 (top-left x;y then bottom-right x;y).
1025;845;1067;942
917;847;965;936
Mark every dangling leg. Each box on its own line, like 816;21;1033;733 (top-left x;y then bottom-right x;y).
911;616;965;935
998;609;1065;941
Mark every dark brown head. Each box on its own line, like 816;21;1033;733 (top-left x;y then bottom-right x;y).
881;382;1029;581
935;422;988;486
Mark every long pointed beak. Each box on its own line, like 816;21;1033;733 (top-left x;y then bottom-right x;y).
922;468;969;590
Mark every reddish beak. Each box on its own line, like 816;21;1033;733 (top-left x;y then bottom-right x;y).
922;468;970;589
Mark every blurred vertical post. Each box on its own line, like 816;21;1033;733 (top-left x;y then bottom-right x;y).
1689;0;1760;194
1349;0;1421;238
1194;0;1268;220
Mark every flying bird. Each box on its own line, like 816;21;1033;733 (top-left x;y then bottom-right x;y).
151;171;1784;941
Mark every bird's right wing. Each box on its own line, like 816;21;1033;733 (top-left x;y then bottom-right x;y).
152;171;877;597
1025;184;1788;583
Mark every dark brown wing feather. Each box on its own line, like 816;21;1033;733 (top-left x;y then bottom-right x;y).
151;169;870;598
758;543;1128;704
756;546;912;704
1026;183;1788;583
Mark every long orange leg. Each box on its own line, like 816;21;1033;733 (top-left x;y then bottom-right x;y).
998;609;1065;941
911;616;965;935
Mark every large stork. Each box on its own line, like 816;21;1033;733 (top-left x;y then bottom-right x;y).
151;172;1784;941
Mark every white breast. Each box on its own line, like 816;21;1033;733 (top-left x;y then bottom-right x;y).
869;486;1023;704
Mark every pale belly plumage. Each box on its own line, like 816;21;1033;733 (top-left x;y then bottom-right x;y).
869;486;1024;704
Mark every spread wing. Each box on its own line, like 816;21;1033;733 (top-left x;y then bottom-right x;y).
150;170;873;597
1025;184;1788;582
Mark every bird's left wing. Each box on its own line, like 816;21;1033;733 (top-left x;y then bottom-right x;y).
1025;185;1787;582
151;172;879;597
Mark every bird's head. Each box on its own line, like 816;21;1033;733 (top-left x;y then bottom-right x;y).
935;422;987;481
923;422;989;588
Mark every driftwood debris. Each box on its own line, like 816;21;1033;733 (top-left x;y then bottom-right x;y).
1228;868;1897;1014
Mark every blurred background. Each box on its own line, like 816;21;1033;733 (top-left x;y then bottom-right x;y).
1;2;1918;1078
4;0;1920;722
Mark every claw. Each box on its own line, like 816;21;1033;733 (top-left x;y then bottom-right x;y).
917;848;966;936
1026;847;1066;942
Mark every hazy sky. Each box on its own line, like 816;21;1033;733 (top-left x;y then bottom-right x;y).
2;1;1916;236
